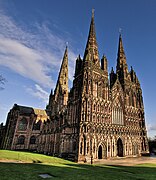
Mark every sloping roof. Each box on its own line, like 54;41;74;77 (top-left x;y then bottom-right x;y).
13;104;34;115
33;108;47;117
13;104;48;118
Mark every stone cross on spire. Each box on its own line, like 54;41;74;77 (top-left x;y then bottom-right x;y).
92;8;95;18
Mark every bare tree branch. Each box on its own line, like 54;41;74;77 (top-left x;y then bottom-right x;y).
0;75;6;90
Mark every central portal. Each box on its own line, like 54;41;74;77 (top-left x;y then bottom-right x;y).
117;138;123;157
98;145;102;159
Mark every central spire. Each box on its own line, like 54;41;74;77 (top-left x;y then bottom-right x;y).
117;34;126;59
116;34;128;73
83;9;100;65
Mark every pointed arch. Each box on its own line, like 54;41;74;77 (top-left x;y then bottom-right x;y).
17;135;25;145
98;145;102;159
112;97;124;125
18;118;28;131
111;79;124;125
83;135;86;155
30;136;36;144
98;143;107;159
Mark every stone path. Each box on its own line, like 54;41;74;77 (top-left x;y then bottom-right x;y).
0;157;156;166
93;157;156;166
0;159;24;163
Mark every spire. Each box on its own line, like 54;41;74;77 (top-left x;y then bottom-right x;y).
117;34;125;59
75;54;82;77
116;34;128;73
54;46;68;105
83;9;100;65
101;55;108;72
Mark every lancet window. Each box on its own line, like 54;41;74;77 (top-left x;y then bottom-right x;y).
112;104;124;125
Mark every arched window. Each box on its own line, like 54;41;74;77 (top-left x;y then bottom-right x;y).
30;136;36;144
93;82;98;97
102;88;105;99
87;142;89;154
17;135;25;144
83;135;86;155
18;118;28;131
33;120;41;130
80;142;83;154
112;106;124;125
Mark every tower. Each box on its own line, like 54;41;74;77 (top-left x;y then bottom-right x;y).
66;10;111;162
47;46;68;116
110;33;149;157
116;34;129;89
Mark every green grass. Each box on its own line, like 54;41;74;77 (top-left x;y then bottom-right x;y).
0;150;69;164
0;150;156;180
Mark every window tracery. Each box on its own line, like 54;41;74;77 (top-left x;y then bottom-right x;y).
17;135;25;145
30;136;36;144
112;104;124;125
18;118;28;131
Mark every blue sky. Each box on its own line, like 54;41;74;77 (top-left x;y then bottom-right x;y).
0;0;156;138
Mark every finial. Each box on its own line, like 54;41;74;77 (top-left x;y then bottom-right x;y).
50;89;53;95
119;28;122;36
66;42;68;48
77;54;81;61
92;8;95;18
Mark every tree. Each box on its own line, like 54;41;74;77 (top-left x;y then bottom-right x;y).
148;136;156;154
0;75;6;90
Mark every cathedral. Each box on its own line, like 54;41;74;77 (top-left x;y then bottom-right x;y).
0;11;149;162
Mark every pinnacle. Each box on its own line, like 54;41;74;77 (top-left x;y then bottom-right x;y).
111;67;114;73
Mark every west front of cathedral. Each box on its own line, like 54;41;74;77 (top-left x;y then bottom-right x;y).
0;11;149;163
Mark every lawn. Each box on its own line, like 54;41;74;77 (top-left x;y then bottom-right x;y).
0;150;156;180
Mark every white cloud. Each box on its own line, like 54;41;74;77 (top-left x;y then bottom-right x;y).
26;84;49;103
147;123;156;131
0;10;77;90
0;37;54;87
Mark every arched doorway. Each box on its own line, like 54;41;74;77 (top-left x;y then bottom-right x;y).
117;138;123;157
98;145;102;159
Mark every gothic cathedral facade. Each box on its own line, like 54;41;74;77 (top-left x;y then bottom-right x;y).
1;12;149;162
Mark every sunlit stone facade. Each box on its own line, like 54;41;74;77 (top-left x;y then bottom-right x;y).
1;12;149;162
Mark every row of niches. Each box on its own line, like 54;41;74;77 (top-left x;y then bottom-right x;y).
82;102;111;112
125;94;143;108
81;113;111;123
80;125;140;136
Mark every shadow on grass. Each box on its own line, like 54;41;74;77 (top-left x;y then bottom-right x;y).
0;162;156;180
